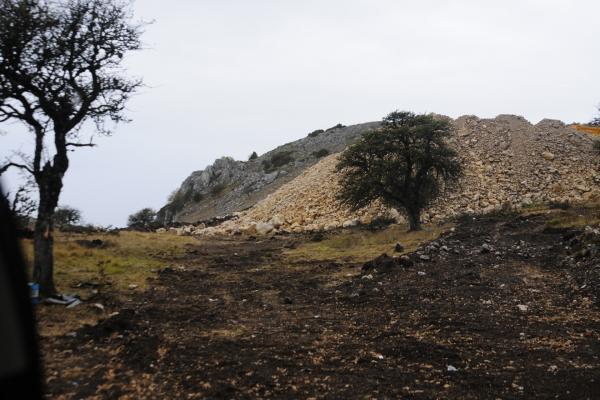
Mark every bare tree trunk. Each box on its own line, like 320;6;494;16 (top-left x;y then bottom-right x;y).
406;207;422;231
32;178;61;297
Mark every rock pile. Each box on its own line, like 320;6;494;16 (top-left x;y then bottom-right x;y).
157;122;379;224
176;115;600;236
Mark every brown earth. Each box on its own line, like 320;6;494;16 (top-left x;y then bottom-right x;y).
40;209;600;399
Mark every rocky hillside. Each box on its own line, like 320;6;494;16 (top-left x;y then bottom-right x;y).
189;114;600;236
157;122;380;224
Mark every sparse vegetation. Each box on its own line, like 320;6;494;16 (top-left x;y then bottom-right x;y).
326;123;346;132
363;216;396;231
591;105;600;126
312;148;330;158
192;192;204;202
337;111;462;231
285;222;447;263
549;200;571;210
127;208;158;231
308;129;324;138
167;188;203;215
21;231;197;294
53;206;82;229
210;183;227;197
248;151;258;160
262;151;295;172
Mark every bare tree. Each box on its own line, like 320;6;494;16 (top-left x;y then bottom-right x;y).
592;105;600;126
3;181;37;227
0;0;145;295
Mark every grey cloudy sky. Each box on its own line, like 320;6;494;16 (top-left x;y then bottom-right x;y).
2;0;600;226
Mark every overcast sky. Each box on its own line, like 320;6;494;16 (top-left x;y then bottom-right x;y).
2;0;600;226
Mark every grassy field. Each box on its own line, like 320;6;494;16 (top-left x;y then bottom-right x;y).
22;231;198;294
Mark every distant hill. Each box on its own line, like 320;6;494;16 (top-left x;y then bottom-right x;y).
195;114;600;236
161;115;600;235
157;122;380;224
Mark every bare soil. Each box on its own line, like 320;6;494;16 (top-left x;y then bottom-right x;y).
40;212;600;399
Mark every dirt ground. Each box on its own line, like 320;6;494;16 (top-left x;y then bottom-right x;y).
39;211;600;399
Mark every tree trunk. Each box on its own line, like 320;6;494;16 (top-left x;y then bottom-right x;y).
33;180;61;297
406;207;422;231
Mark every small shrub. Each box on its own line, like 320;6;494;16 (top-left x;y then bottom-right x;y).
248;151;258;160
263;151;295;172
168;189;192;214
326;123;345;132
549;200;571;210
308;129;324;138
363;216;396;232
192;192;204;202
262;159;272;171
128;208;158;231
210;183;227;197
312;148;330;158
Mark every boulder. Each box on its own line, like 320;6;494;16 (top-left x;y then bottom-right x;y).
269;215;284;229
342;219;359;228
542;151;555;161
255;222;274;235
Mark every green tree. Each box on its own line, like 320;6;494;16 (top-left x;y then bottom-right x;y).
127;208;157;231
336;111;462;231
0;0;144;295
53;206;82;229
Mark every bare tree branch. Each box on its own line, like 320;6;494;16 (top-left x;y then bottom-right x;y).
66;141;96;148
0;161;35;176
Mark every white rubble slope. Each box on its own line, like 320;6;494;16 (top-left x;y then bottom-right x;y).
185;115;600;236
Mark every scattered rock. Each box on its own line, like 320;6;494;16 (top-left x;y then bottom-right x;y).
542;151;555;161
394;243;404;253
481;243;492;253
255;222;274;235
311;233;325;242
342;219;359;228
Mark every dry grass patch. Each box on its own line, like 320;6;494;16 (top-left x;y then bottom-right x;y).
544;204;600;229
22;231;198;295
284;223;450;263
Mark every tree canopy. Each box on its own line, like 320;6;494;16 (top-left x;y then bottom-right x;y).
0;0;144;295
53;205;82;228
127;207;157;231
336;111;462;231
